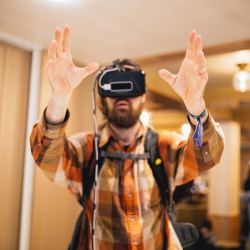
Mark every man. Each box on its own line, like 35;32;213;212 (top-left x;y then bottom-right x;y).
30;25;224;250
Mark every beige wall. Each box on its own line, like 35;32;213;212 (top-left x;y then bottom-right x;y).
209;122;240;216
30;52;95;250
208;121;241;241
0;41;31;250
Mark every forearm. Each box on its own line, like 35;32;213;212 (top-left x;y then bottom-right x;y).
45;91;72;125
175;113;224;185
30;111;86;198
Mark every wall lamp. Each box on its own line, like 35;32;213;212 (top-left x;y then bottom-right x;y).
232;63;250;92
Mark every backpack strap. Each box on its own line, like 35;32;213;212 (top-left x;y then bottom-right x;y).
80;137;98;208
144;128;170;210
144;128;199;247
68;210;84;250
81;135;109;207
69;136;108;250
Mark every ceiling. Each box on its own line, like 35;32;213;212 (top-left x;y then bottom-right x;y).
1;0;250;146
1;0;250;64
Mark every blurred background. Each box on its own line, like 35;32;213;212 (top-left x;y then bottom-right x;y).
1;0;250;249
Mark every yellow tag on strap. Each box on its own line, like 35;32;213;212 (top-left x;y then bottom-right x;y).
155;158;162;165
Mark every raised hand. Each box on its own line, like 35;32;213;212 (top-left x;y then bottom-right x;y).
45;25;99;98
159;30;208;116
45;25;99;124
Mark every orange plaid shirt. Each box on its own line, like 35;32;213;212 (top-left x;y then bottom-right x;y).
30;110;224;250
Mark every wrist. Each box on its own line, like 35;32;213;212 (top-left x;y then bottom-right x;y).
188;109;208;127
188;109;207;121
185;100;208;126
187;106;208;147
45;91;71;125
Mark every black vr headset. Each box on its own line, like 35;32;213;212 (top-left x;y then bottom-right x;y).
97;59;146;97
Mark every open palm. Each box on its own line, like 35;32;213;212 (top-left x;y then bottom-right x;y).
159;31;208;114
45;25;99;98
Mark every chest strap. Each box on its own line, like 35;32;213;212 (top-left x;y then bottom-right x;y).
100;150;149;177
100;150;149;160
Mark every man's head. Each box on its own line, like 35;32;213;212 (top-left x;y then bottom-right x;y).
99;59;146;129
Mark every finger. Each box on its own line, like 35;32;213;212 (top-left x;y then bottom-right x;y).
197;69;208;90
200;69;208;80
194;35;202;65
80;63;99;79
197;51;206;72
45;59;55;78
185;30;196;60
55;27;62;57
48;40;57;61
63;25;70;53
159;69;177;86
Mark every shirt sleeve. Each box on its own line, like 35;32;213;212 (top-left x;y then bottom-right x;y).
30;109;94;200
158;111;225;192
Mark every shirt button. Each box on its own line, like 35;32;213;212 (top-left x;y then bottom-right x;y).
128;193;132;198
131;218;135;222
38;143;41;146
204;151;208;155
134;242;138;246
127;171;131;175
43;127;46;132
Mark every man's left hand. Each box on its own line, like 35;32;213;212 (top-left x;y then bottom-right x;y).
159;30;208;117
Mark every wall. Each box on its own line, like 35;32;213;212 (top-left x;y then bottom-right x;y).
0;41;31;250
29;51;96;250
208;121;241;241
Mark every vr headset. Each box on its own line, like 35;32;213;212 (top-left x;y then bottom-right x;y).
97;60;146;97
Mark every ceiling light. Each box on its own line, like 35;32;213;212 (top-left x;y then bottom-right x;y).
181;123;191;138
232;63;250;92
51;0;73;2
140;111;150;126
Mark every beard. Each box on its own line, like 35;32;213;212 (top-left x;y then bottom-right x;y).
100;97;143;129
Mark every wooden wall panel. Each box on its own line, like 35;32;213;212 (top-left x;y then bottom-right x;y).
30;52;95;250
0;41;31;250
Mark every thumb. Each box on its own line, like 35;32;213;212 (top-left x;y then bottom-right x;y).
80;63;99;79
159;69;176;86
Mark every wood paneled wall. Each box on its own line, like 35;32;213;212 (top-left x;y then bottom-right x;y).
29;52;95;250
0;41;31;250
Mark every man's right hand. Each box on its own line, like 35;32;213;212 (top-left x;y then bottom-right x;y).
45;25;99;125
45;25;99;99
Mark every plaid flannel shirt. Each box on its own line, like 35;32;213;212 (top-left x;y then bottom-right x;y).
30;109;224;250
